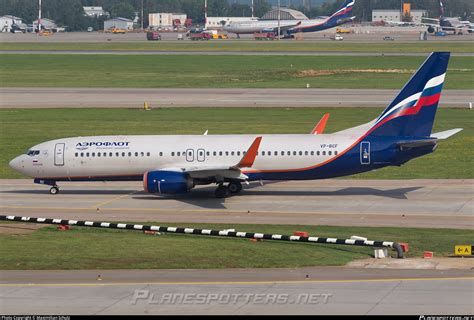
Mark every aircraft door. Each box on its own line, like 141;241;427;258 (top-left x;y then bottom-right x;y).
186;149;194;162
197;149;205;162
54;143;65;166
360;141;370;165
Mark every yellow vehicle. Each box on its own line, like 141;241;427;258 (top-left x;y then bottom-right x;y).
211;33;228;39
335;27;352;34
39;29;53;36
106;27;127;34
336;27;352;33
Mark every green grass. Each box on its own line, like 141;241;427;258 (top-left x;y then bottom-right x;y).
1;41;473;53
0;54;472;89
1;222;472;270
0;107;472;179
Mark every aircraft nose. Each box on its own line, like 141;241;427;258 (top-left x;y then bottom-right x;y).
9;156;24;172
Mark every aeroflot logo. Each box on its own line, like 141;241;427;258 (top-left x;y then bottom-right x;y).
75;141;130;150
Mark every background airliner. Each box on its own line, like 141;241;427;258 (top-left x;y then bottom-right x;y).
223;0;355;36
423;0;473;34
9;52;461;198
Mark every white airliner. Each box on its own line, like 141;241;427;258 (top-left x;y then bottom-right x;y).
9;52;461;198
223;0;355;36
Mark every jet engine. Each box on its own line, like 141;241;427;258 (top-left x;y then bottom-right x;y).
143;170;194;194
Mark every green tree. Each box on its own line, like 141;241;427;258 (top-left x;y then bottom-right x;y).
109;1;135;19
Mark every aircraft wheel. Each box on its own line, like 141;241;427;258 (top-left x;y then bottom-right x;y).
215;185;229;198
228;181;242;194
49;186;59;195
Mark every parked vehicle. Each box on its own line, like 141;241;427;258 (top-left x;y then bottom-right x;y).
330;34;344;41
177;33;184;40
254;32;276;40
189;32;211;41
336;27;352;33
146;31;162;41
383;36;395;41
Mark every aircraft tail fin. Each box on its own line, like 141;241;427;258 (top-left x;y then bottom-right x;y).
326;0;355;25
367;52;450;138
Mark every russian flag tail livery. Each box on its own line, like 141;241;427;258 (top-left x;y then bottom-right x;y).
369;52;450;138
326;0;354;26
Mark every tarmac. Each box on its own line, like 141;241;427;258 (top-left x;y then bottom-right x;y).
0;268;472;314
1;88;472;108
0;179;472;229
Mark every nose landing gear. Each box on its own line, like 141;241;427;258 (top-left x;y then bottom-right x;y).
49;186;59;195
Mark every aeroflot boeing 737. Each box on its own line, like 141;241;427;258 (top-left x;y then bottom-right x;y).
9;52;462;198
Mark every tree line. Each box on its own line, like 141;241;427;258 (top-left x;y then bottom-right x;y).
0;0;472;31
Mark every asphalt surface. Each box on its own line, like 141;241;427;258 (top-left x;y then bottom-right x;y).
0;268;472;314
1;88;472;108
1;179;472;229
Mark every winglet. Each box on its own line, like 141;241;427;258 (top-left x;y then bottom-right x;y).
310;113;330;135
236;137;262;168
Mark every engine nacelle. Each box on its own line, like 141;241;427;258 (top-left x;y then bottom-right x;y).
143;170;194;194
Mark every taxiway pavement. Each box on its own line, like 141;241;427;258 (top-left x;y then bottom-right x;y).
0;179;472;229
1;88;472;108
0;268;472;314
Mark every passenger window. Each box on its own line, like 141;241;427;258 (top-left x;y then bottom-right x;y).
75;152;78;157
305;151;308;156
135;152;138;157
147;152;150;156
109;152;113;157
293;151;296;156
299;151;302;156
207;151;210;156
97;153;101;157
311;151;314;156
317;151;320;156
328;151;332;156
274;151;278;156
237;151;241;156
141;152;144;157
177;152;181;156
213;151;216;156
225;151;229;156
335;151;338;155
171;152;175;156
219;151;223;156
322;151;326;156
287;151;290;156
92;153;95;157
159;152;162;157
116;152;119;157
262;151;265;156
122;152;125;157
80;152;84;157
86;153;90;157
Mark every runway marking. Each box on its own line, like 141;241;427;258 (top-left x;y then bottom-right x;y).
0;205;472;219
92;190;142;209
0;277;472;287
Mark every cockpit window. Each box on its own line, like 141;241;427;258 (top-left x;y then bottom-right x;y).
27;150;40;156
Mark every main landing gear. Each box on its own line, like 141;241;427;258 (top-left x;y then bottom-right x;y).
215;181;242;198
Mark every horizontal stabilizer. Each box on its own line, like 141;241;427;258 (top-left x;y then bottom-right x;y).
431;128;463;139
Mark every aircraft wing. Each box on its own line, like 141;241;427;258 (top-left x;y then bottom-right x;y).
157;137;262;181
431;128;463;139
263;21;302;33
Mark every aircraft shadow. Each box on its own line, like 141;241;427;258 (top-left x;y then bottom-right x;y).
239;186;423;200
